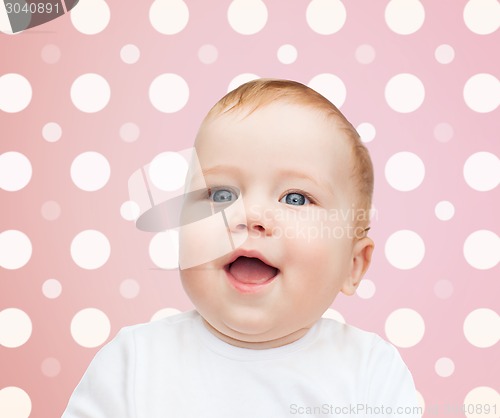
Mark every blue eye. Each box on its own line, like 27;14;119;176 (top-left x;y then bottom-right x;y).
280;192;311;206
209;188;237;203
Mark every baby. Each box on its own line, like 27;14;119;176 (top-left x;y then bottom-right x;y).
63;79;421;417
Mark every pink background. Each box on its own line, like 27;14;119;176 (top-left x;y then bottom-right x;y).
1;1;499;417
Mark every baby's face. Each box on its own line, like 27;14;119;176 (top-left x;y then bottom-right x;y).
179;103;373;348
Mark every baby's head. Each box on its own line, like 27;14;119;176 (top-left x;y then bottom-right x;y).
179;79;374;348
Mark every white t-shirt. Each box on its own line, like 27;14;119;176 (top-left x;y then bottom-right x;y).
62;310;421;418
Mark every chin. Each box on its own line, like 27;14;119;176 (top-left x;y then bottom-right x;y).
218;307;279;339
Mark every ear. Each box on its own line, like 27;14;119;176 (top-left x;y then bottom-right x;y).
341;237;374;296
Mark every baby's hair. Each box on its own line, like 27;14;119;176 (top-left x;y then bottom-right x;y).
204;78;374;222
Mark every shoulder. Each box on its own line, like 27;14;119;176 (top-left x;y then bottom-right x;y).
92;310;200;363
318;318;421;418
316;317;409;370
62;311;201;417
315;318;419;414
316;317;391;356
320;319;419;413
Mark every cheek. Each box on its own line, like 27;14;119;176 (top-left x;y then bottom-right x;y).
279;218;353;278
179;266;215;310
178;198;248;269
178;213;233;268
278;215;351;251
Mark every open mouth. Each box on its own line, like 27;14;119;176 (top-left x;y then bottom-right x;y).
224;256;279;292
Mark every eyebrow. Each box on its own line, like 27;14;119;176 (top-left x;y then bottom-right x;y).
201;165;241;177
275;169;322;187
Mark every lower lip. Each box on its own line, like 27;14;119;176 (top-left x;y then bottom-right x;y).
225;270;278;294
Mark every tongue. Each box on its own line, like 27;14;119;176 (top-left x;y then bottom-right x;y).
229;257;278;284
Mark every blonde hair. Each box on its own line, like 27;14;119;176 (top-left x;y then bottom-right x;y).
203;78;374;216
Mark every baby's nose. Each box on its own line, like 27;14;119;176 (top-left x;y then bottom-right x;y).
228;198;274;237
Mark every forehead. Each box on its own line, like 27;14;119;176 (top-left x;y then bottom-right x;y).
196;103;352;162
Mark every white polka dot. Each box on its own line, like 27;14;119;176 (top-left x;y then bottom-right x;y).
464;230;500;270
227;73;260;92
385;0;425;35
71;151;111;192
385;308;425;348
464;309;500;348
70;73;111;113
198;44;218;64
120;44;140;64
434;279;454;299
0;230;32;270
120;201;140;221
41;357;61;377
120;279;140;299
435;200;455;221
463;386;500;418
71;230;111;270
385;151;425;191
306;0;346;35
151;307;181;321
41;200;61;221
385;73;425;113
149;0;189;35
0;152;32;192
149;230;179;270
321;308;345;323
355;44;376;64
119;122;140;143
0;387;32;418
464;152;500;191
463;73;500;113
0;74;32;113
71;308;111;348
356;279;376;299
356;122;376;143
308;73;346;107
148;152;189;191
149;73;189;113
277;44;298;64
42;279;62;299
434;122;454;142
42;122;62;142
435;44;455;64
385;230;425;270
435;357;455;377
70;0;110;35
227;0;268;35
0;308;32;348
41;44;61;64
464;0;500;35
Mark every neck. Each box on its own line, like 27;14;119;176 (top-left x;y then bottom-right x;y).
201;318;312;349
